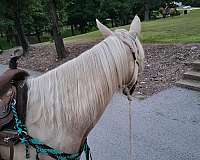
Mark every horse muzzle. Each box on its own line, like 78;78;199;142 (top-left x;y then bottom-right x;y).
122;81;137;99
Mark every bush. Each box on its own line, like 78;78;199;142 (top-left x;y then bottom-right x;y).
0;37;12;50
40;35;51;42
170;8;181;17
151;11;160;19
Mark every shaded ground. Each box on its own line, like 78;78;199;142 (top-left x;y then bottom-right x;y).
0;43;199;97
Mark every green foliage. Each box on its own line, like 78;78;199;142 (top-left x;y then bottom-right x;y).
0;0;199;50
0;37;13;50
98;0;131;26
66;0;97;33
24;1;49;31
181;0;200;6
61;26;81;37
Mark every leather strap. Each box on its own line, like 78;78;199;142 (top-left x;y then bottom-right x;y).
9;144;14;160
15;81;28;124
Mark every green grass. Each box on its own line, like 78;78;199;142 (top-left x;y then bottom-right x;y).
141;9;200;43
64;30;102;43
64;9;200;44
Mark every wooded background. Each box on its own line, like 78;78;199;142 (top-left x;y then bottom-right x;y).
0;0;199;58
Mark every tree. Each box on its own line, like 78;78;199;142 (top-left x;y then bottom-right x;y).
23;0;49;43
15;0;29;54
48;0;69;59
132;0;175;21
181;0;200;6
1;0;188;53
66;0;97;34
0;0;29;54
0;18;17;47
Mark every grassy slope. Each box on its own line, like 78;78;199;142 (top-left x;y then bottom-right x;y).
64;30;102;43
64;9;200;44
142;9;200;43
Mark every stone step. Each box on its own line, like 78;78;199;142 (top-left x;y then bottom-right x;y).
176;79;200;91
183;70;200;81
191;60;200;71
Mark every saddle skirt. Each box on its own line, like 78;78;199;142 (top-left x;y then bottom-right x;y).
0;69;29;151
0;58;29;159
0;69;29;128
0;87;15;130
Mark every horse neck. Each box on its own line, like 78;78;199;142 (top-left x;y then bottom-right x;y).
25;37;131;152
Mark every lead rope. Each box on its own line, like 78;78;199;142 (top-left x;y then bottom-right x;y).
128;100;132;160
123;87;133;160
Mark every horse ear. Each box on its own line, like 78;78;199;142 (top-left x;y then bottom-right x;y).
129;15;141;36
96;19;113;37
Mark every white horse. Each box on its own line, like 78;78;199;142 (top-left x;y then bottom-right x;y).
0;16;144;160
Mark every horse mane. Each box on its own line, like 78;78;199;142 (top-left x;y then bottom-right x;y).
26;34;144;133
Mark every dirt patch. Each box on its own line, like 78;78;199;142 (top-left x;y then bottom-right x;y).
0;42;199;97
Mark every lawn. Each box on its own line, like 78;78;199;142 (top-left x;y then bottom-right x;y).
64;9;200;44
141;9;200;43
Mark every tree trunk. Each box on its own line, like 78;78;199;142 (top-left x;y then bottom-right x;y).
14;33;20;46
123;19;126;25
144;3;150;21
79;20;85;34
48;0;69;59
15;0;29;55
6;29;14;47
6;31;10;43
71;24;74;36
35;26;41;43
27;25;31;42
80;26;84;34
111;19;114;28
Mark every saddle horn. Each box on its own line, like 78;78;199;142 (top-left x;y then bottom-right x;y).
9;49;22;69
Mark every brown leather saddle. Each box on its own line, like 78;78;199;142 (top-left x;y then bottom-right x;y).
0;87;15;130
0;68;29;160
0;69;29;129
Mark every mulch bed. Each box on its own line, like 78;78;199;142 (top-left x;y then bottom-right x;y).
0;42;199;97
136;44;200;97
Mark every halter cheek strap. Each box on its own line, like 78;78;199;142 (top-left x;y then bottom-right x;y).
114;31;140;99
127;60;139;89
123;60;139;101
